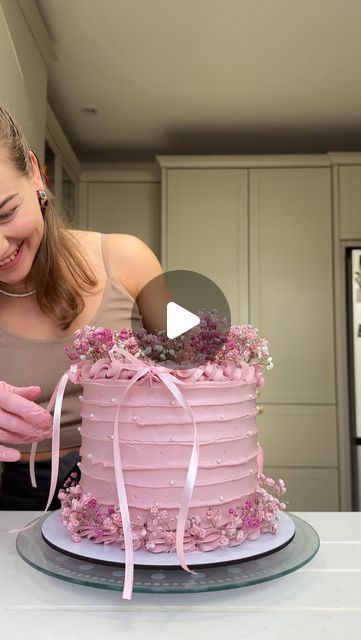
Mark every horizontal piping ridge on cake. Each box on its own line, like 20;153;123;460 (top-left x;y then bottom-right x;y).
79;431;258;444
79;404;258;421
79;414;258;441
79;471;259;489
79;452;258;471
79;409;259;422
80;476;259;507
79;436;258;465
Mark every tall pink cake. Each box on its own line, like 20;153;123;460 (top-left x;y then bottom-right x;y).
58;355;286;552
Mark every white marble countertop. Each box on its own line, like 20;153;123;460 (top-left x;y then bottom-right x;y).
1;511;361;639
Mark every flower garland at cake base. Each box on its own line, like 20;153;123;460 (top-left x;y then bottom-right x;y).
58;474;286;553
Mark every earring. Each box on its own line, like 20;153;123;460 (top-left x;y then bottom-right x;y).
37;189;48;215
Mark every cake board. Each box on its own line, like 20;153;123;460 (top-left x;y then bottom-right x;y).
41;509;296;568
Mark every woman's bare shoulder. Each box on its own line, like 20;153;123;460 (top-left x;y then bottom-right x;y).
67;230;162;298
103;234;163;299
67;228;103;264
68;228;98;247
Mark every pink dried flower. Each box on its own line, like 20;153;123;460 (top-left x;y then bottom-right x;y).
64;314;272;376
214;324;273;370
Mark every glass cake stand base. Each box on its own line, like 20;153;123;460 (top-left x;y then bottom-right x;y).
15;512;319;594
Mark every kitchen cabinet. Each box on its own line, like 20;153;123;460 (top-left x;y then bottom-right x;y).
163;168;248;323
159;156;338;510
339;165;361;240
85;177;161;258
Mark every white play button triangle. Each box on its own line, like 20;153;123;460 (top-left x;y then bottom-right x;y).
166;302;200;339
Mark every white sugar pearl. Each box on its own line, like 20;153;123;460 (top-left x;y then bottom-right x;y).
220;415;225;421
76;462;81;467
132;415;137;421
219;495;224;502
87;453;92;459
111;398;117;404
216;458;221;464
169;479;175;486
170;400;177;405
170;436;176;442
89;413;94;419
78;395;83;400
247;430;253;437
249;468;254;474
77;426;81;432
248;393;254;399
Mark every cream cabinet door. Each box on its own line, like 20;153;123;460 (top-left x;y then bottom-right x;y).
339;166;361;239
87;182;161;258
164;169;248;324
249;168;335;404
263;466;339;511
257;404;338;468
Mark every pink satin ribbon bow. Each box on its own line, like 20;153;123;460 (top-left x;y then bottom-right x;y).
10;352;200;600
105;347;200;599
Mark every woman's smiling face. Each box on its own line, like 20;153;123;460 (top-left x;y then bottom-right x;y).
0;151;45;289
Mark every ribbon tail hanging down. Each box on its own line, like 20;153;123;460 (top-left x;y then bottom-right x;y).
157;372;199;576
108;353;200;597
9;368;72;535
112;368;149;600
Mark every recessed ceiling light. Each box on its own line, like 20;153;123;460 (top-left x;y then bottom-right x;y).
82;105;98;114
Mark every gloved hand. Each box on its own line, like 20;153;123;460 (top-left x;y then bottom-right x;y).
0;382;53;462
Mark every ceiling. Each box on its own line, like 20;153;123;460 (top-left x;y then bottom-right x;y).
35;0;361;163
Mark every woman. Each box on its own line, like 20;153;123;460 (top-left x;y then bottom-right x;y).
0;106;164;509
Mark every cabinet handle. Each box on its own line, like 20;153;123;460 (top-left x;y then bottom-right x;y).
257;405;264;414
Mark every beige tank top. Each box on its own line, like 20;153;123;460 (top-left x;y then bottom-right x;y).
0;234;143;453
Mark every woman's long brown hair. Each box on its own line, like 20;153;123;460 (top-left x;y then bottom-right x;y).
0;105;98;330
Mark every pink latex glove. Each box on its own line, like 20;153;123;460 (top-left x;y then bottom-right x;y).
0;381;53;462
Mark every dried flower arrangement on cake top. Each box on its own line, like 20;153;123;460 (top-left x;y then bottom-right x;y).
64;311;273;387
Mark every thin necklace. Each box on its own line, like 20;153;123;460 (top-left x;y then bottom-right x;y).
0;288;36;298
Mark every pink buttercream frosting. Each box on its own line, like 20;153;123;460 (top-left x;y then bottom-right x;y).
69;356;264;386
59;475;286;552
59;354;286;561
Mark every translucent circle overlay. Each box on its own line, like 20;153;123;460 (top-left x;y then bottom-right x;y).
131;270;231;369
